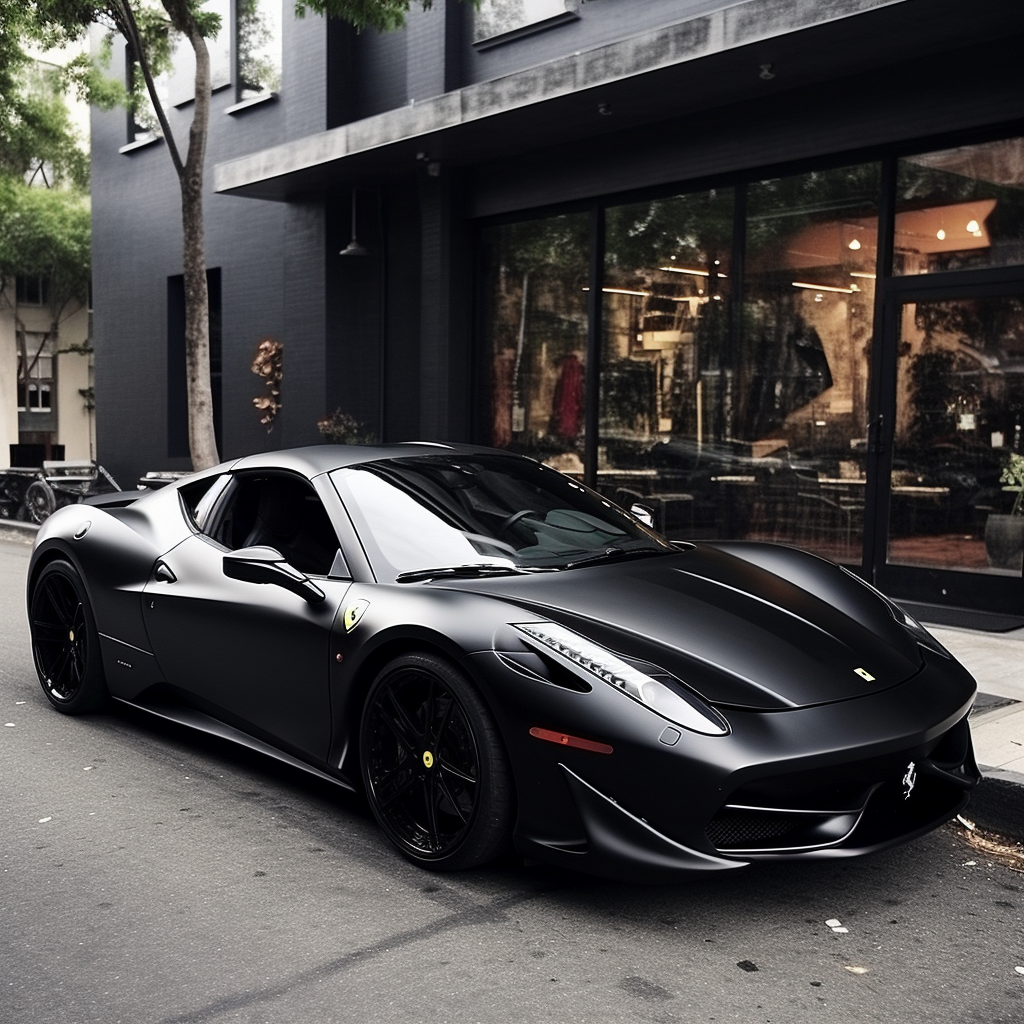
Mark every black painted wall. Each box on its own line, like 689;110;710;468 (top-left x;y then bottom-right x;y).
90;0;1024;488
91;14;328;484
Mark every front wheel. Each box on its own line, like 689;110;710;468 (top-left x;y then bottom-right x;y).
360;653;514;870
29;560;108;714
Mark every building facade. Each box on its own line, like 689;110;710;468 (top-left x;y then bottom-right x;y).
90;0;1024;623
1;280;94;468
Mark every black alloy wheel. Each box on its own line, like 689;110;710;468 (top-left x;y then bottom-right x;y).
30;560;108;713
360;653;514;870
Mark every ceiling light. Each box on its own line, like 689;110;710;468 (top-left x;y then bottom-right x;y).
339;189;369;257
848;239;861;250
936;228;946;241
966;219;980;233
582;287;651;296
792;281;854;294
658;266;727;279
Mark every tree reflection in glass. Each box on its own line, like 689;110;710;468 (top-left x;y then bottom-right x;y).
237;0;282;101
480;214;589;473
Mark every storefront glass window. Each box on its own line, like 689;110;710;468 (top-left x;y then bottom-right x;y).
889;295;1024;576
481;213;589;473
599;189;733;532
596;165;880;562
740;164;880;561
895;137;1024;275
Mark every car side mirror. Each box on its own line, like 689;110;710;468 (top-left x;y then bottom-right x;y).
223;546;326;604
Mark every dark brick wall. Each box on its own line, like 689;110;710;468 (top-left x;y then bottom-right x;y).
91;15;327;483
90;1;1024;487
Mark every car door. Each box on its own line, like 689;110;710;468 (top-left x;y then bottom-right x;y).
142;470;351;760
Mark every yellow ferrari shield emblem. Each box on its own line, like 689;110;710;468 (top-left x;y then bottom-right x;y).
343;599;370;632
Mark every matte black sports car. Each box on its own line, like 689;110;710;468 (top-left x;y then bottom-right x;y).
27;444;980;880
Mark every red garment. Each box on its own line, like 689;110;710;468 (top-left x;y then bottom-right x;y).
553;354;584;439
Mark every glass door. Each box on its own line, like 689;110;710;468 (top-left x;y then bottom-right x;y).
873;288;1024;610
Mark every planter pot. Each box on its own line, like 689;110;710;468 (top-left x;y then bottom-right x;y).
984;514;1024;571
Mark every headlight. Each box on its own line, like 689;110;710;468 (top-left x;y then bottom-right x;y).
514;621;729;736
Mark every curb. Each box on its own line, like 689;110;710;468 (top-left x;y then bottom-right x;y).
970;767;1024;843
0;521;38;543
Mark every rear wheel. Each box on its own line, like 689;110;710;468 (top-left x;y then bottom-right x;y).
30;560;108;713
360;653;514;870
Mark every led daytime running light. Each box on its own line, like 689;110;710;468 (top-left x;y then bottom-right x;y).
515;622;728;735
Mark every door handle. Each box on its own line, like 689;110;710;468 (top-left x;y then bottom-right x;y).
154;561;177;584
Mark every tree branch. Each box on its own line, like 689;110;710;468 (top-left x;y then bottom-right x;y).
110;0;184;177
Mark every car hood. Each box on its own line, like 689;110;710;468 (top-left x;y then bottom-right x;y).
450;546;925;710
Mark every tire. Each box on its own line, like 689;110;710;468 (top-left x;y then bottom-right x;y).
29;560;109;714
360;652;514;871
24;480;57;524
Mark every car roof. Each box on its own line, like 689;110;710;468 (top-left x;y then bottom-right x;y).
229;442;516;478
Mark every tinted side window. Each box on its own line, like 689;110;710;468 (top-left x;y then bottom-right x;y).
179;474;230;531
207;473;341;576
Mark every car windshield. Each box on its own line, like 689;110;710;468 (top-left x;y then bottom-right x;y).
331;454;672;579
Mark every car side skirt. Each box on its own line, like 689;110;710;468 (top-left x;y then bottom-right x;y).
110;697;356;792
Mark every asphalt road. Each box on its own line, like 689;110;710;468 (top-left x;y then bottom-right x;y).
2;536;1023;1024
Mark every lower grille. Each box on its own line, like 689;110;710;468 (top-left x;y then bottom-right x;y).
706;809;803;849
705;805;860;853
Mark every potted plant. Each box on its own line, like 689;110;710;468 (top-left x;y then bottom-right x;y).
316;409;375;445
984;452;1024;571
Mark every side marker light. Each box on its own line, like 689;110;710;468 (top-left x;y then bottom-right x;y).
529;727;613;754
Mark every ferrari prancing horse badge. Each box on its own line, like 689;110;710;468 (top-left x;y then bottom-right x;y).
344;599;370;632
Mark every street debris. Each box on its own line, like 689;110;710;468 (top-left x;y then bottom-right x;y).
825;919;849;934
954;820;1024;874
1015;967;1024;977
4;722;14;727
844;966;869;975
736;960;759;972
38;816;51;823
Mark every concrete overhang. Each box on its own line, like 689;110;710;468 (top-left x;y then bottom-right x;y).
214;0;1024;202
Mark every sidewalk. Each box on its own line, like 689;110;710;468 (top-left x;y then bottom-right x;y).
928;622;1024;841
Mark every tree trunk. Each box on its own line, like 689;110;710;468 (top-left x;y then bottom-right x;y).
177;21;219;470
113;0;220;470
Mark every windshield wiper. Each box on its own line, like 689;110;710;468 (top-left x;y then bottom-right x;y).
563;546;668;571
395;564;534;584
